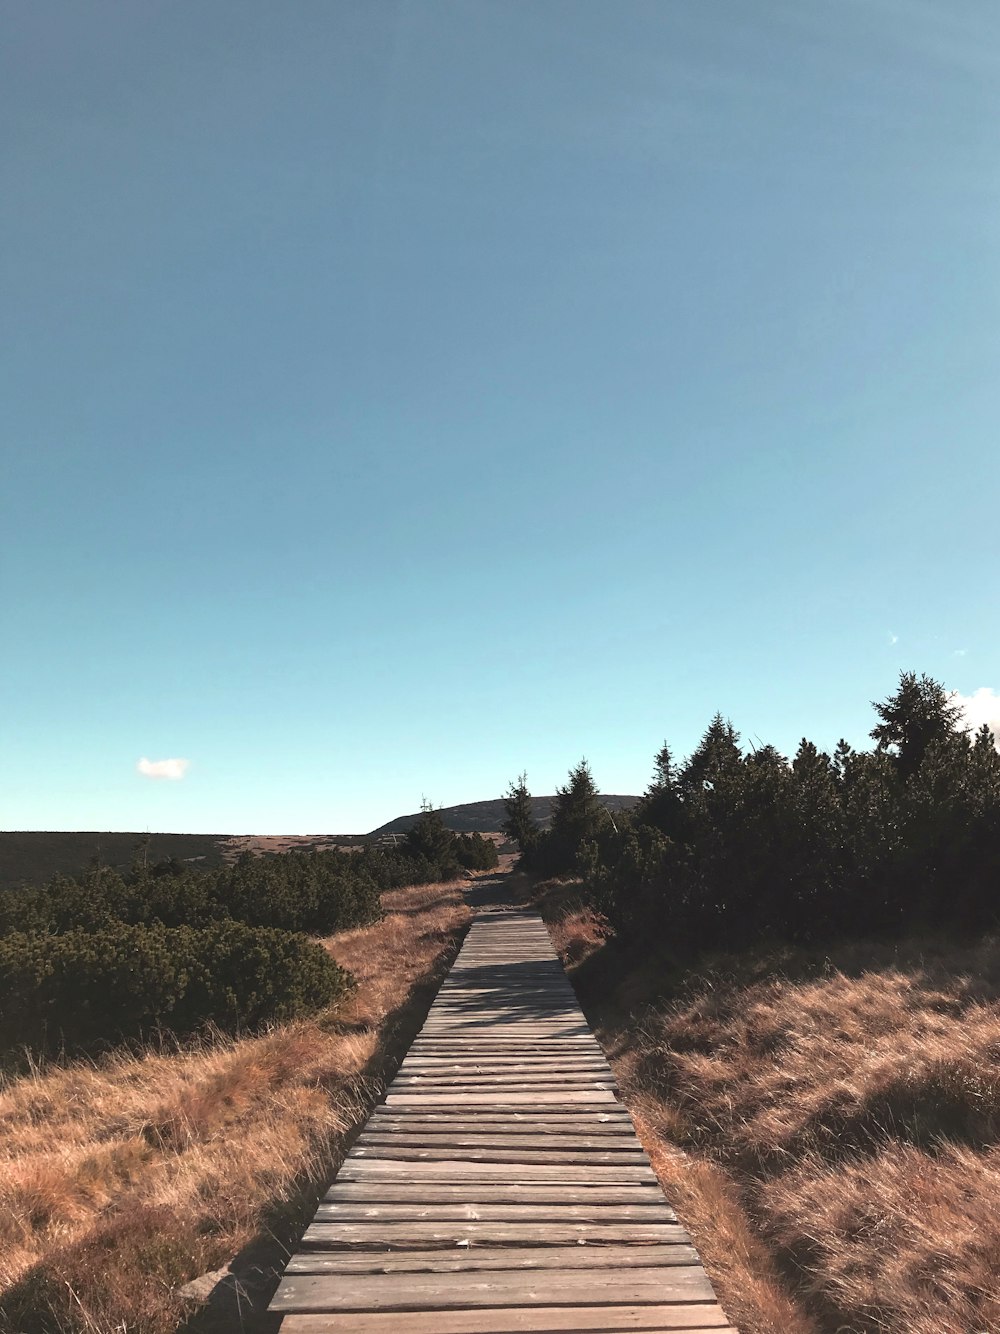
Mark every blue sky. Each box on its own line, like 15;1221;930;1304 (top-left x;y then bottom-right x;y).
2;1;998;834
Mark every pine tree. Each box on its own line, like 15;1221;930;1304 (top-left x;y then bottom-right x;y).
680;714;741;793
973;722;998;754
546;759;610;872
502;773;539;851
405;802;460;876
636;741;683;837
870;671;963;780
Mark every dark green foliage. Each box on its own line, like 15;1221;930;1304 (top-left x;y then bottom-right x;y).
455;832;500;871
404;806;463;879
503;773;540;859
0;824;471;1064
401;804;501;875
542;673;1000;948
531;759;614;876
635;743;683;839
871;670;964;780
0;921;352;1059
0;836;469;940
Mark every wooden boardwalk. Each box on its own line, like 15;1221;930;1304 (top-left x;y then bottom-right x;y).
270;907;734;1333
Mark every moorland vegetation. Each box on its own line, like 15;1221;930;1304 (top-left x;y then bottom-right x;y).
0;807;495;1064
507;671;1000;945
509;671;1000;1333
0;878;471;1334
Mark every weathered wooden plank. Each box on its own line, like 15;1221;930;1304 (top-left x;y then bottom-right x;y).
406;1043;604;1053
278;1309;736;1333
408;1035;602;1045
357;1134;642;1151
301;1222;686;1249
349;1147;649;1166
337;1159;659;1183
315;1202;675;1222
384;1090;619;1106
367;1117;634;1132
285;1244;700;1274
414;1031;595;1040
370;1109;634;1120
423;1021;585;1027
435;983;575;989
426;1005;581;1013
373;1109;626;1120
385;1085;619;1096
392;1072;618;1083
392;1063;612;1074
271;1266;717;1311
416;1026;591;1033
369;1105;631;1117
409;1032;602;1040
400;1049;608;1058
397;1060;612;1071
322;1182;671;1206
406;1047;601;1056
428;1003;580;1010
435;992;577;1000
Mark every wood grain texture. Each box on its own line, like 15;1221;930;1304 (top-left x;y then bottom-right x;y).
271;1266;717;1311
301;1222;689;1248
314;1202;676;1222
278;1312;736;1333
285;1245;700;1274
322;1182;672;1205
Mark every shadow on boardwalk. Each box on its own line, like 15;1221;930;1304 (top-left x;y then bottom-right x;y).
462;871;515;913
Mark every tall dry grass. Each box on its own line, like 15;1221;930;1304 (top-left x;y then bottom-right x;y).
0;878;471;1334
531;875;1000;1334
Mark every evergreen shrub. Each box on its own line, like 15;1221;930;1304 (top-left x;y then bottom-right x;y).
0;920;352;1058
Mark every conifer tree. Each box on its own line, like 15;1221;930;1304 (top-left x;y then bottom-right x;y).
502;773;539;860
680;714;741;793
636;741;683;837
546;759;610;871
871;671;963;780
405;802;460;876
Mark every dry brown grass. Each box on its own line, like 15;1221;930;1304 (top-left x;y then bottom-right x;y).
0;878;471;1334
528;877;1000;1334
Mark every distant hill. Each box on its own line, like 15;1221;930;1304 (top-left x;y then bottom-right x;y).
0;800;644;890
368;795;640;839
0;832;366;892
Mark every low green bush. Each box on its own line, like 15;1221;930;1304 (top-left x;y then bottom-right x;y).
456;832;500;870
0;920;352;1058
0;837;471;940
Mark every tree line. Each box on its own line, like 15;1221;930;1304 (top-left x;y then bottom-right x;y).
505;672;1000;946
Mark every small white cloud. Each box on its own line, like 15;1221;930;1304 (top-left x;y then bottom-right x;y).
137;757;190;781
889;632;899;645
954;648;968;657
950;688;1000;745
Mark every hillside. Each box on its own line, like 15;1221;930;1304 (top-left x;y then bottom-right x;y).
0;832;366;892
368;794;639;838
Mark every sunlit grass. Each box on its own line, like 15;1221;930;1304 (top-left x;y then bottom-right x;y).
532;875;1000;1334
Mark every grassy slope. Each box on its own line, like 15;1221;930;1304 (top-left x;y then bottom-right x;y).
0;879;471;1334
528;875;1000;1334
